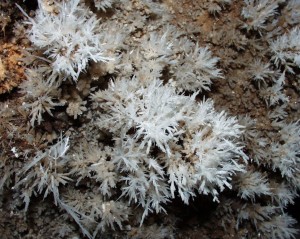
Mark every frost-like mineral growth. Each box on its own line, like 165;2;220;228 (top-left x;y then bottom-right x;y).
93;0;116;11
19;0;112;80
19;67;64;126
270;27;300;73
170;44;223;91
241;0;278;33
1;0;300;238
91;77;247;207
